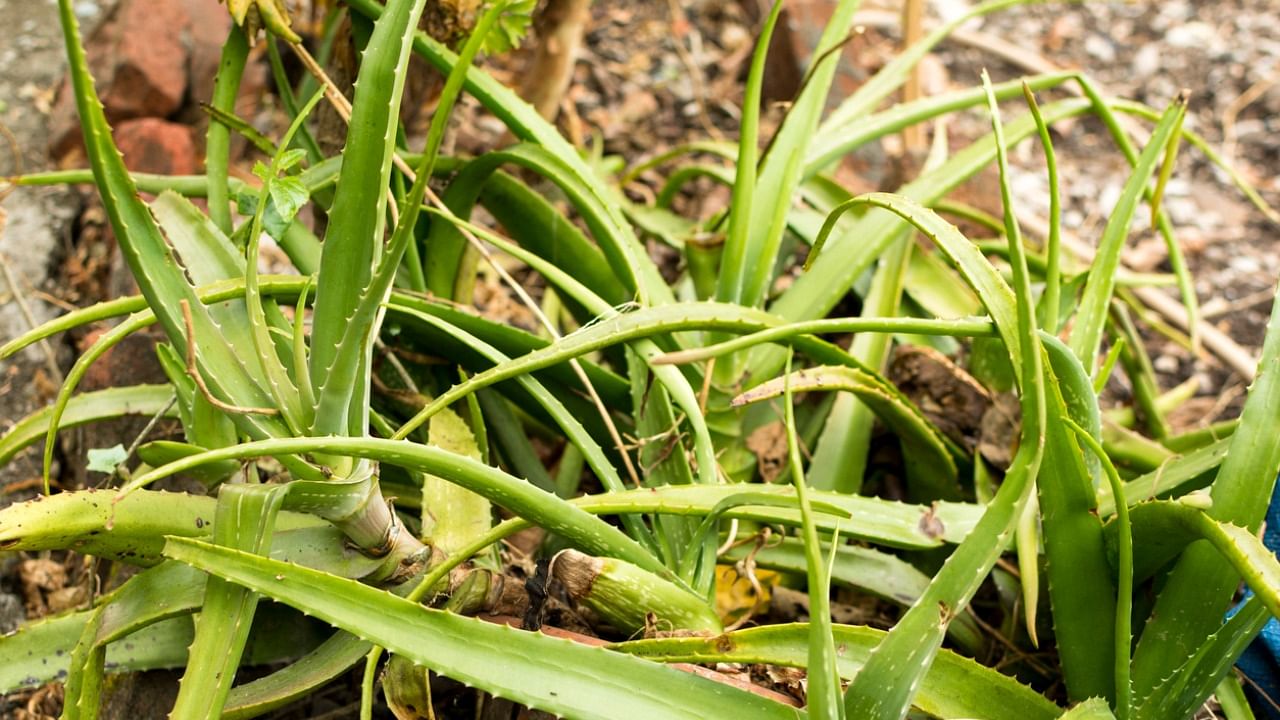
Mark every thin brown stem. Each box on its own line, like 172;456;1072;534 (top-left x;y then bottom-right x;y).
180;299;280;416
900;0;926;151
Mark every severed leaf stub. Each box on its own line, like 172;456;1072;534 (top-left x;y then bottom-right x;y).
224;0;300;43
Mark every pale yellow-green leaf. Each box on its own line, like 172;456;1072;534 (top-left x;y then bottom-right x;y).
421;408;492;555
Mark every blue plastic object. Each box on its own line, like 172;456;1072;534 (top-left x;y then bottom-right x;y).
1230;477;1280;717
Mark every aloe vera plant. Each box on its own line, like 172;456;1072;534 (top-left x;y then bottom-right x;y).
3;0;1280;717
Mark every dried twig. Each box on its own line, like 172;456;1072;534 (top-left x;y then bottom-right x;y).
1222;71;1279;168
900;0;926;151
180;299;280;415
103;396;179;487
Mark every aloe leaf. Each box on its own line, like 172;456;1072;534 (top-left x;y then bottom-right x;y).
0;613;193;693
625;347;697;569
1213;675;1256;720
308;0;432;437
416;191;712;491
810;72;1076;176
1135;597;1269;720
620;140;737;184
0;294;143;357
736;365;961;499
390;300;781;494
805;192;1023;376
10;559;355;703
0;385;175;464
151;190;281;395
779;353;843;720
1068;79;1201;351
1110;99;1280;225
124;436;677;582
206;27;250;233
315;4;505;443
224;631;372;719
36;306;313;490
426;145;636;304
1105;376;1199;432
807;225;912;495
716;0;784;308
1112;304;1170;440
1163;418;1237;453
427;203;704;505
1036;339;1119;703
170;483;289;720
344;0;671;306
1022;83;1064;332
1068;94;1188;372
136;441;241;486
476;392;555;494
54;0;290;449
1061;698;1119;720
571;484;980;549
62;605;108;719
904;245;981;320
3;550;369;699
0;489;323;564
1114;501;1280;620
1;543;375;695
1094;437;1228;517
421;407;491;555
733;0;861;312
0;489;214;563
19;560;204;714
655;316;995;366
1130;282;1280;697
476;170;620;308
164;536;803;719
392;305;656;550
841;71;1049;720
655;163;734;208
612;623;1061;720
10;169;250;197
241;90;326;436
985;66;1051;665
762;97;1095;384
1068;420;1134;718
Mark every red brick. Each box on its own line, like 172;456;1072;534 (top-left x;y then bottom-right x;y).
49;0;193;158
105;0;191;119
114;118;198;176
